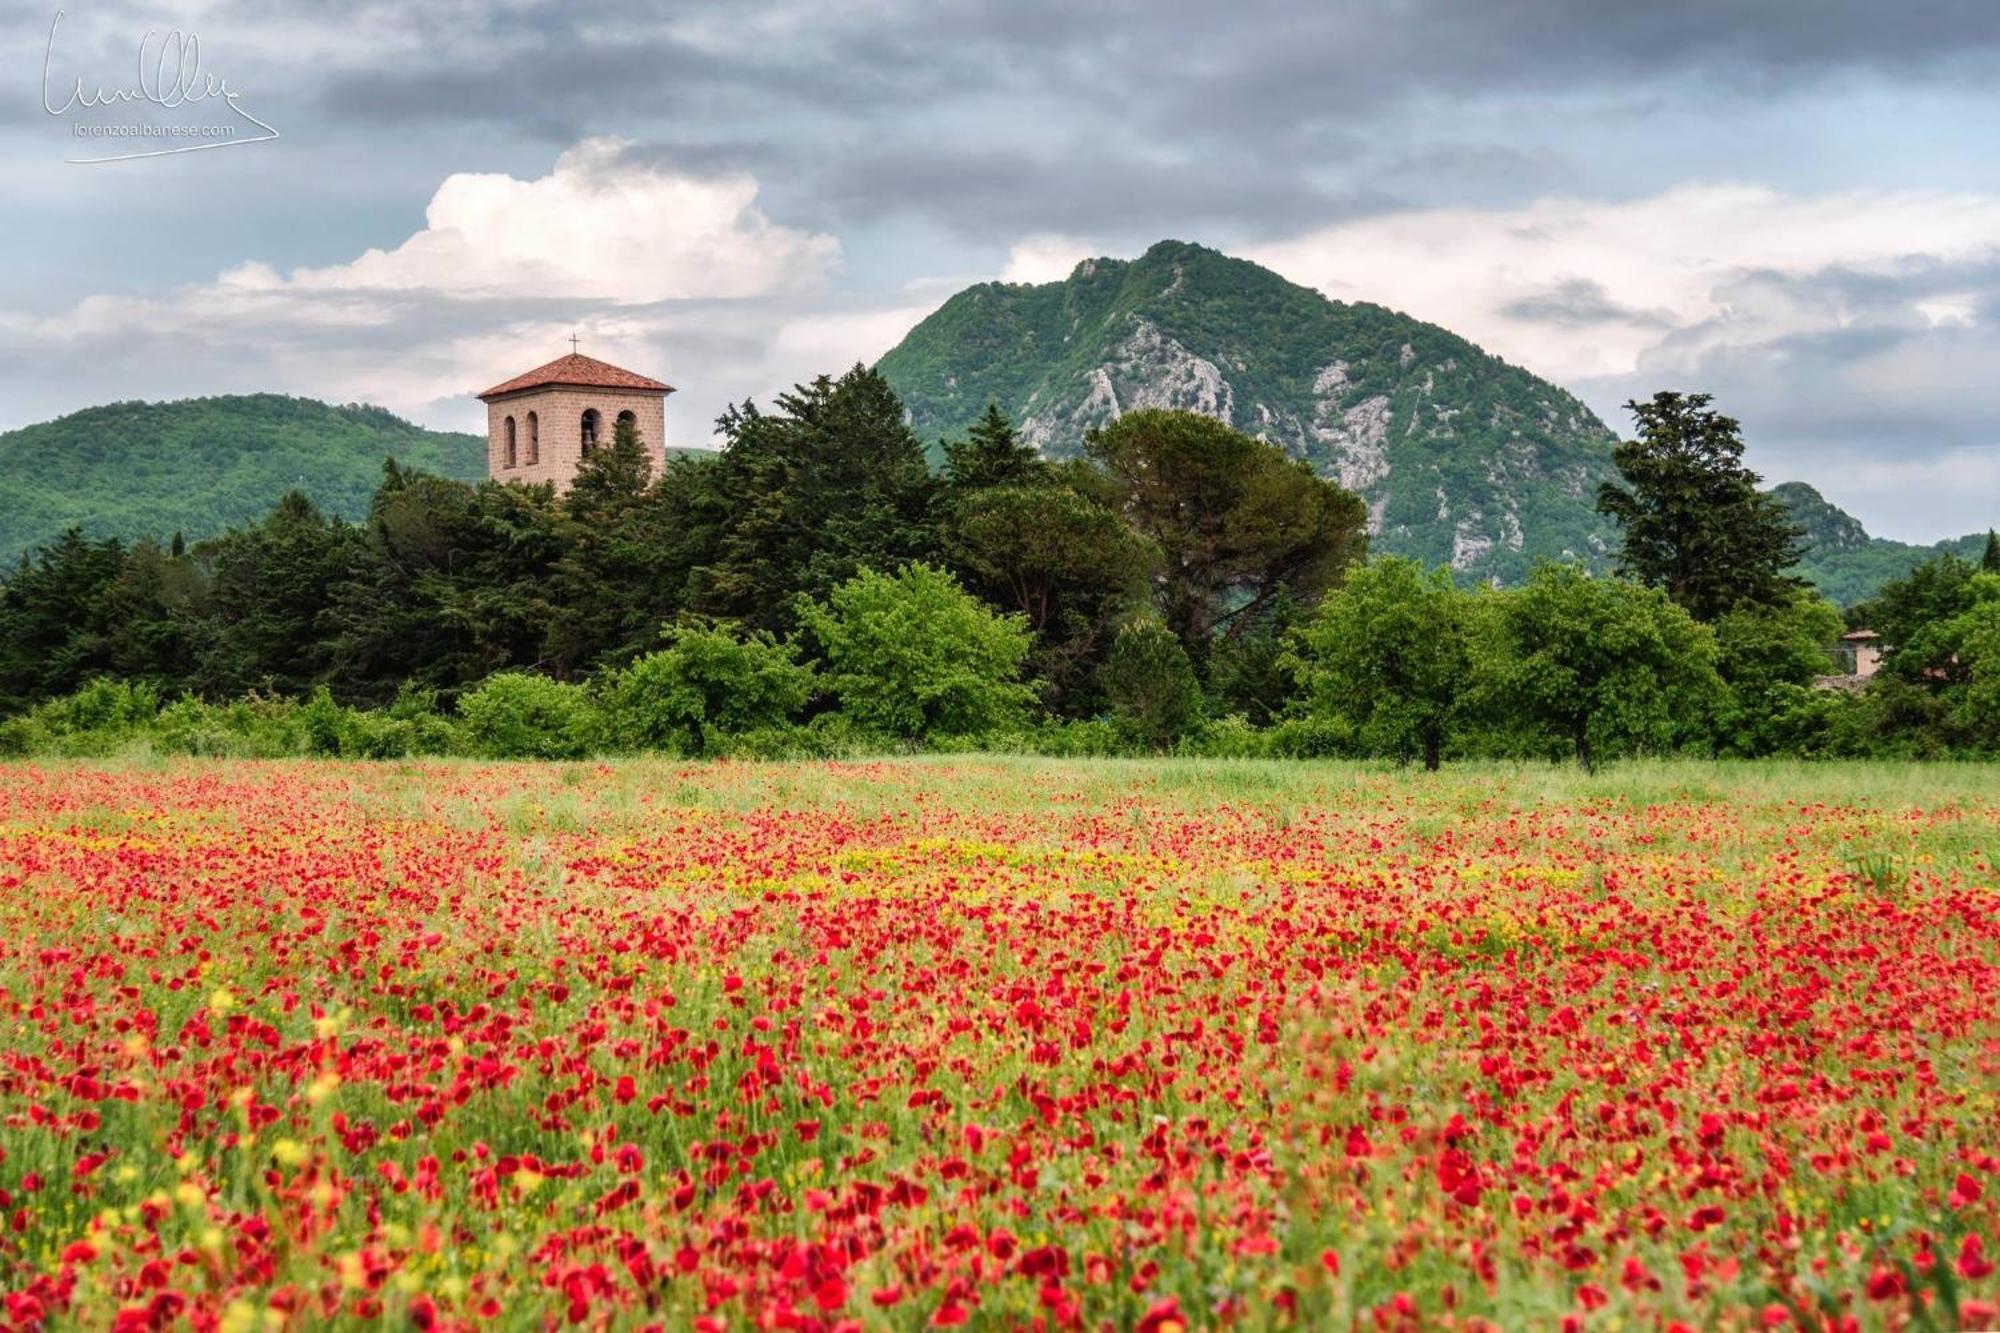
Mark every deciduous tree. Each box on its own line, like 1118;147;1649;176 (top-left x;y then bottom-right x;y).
1494;562;1721;769
1287;557;1476;770
1709;590;1844;756
795;563;1036;740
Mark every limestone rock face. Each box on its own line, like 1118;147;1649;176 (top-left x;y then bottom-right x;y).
879;240;1624;583
1019;317;1234;452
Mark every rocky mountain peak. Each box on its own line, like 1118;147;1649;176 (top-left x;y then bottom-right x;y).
878;240;1621;582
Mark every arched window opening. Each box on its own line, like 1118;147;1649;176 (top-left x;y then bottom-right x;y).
525;412;539;465
580;408;601;454
503;416;517;469
615;409;638;441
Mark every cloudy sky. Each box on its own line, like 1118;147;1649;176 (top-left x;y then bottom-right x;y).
6;0;1999;539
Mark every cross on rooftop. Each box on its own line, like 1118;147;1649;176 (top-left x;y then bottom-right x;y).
569;333;580;354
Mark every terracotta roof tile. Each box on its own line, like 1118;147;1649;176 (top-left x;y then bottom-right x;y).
477;353;672;400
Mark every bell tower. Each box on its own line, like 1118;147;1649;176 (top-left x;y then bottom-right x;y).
476;349;672;490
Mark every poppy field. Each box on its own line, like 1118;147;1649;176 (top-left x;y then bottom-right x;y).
0;757;1996;1332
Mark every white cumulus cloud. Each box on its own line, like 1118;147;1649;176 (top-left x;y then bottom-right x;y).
0;142;880;440
1000;234;1098;284
221;137;841;303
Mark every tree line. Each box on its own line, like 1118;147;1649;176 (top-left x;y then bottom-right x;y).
3;370;1996;765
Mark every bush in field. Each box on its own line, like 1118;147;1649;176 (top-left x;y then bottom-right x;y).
296;685;458;759
457;672;597;760
1103;617;1203;751
1493;563;1721;769
384;684;461;756
1288;557;1476;770
39;678;161;734
1265;715;1355;759
0;714;45;757
599;624;814;755
1181;714;1270;758
1026;718;1126;758
333;707;421;759
149;695;299;758
1709;591;1845;757
0;679;161;757
796;564;1036;741
297;687;353;757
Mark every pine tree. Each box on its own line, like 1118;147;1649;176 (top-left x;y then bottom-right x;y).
1597;391;1804;621
944;403;1043;492
691;366;940;629
545;415;664;675
566;414;654;515
1085;408;1368;658
190;492;361;697
0;529;127;709
1982;528;2000;572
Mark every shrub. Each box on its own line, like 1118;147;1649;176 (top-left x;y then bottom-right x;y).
1265;716;1355;759
151;695;309;758
338;711;419;759
37;678;161;735
386;685;460;756
1037;719;1127;757
9;679;164;757
795;564;1037;741
457;673;597;760
0;716;47;757
599;625;813;755
1181;714;1269;759
297;687;351;757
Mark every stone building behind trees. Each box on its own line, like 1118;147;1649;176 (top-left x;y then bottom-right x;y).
477;352;671;490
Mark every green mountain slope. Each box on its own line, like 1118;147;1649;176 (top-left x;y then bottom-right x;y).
1770;482;1988;606
0;395;486;560
877;239;1623;583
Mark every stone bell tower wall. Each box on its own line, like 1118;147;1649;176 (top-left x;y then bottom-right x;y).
485;385;668;490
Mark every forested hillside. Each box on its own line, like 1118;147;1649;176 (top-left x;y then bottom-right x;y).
1772;481;1989;607
0;395;486;560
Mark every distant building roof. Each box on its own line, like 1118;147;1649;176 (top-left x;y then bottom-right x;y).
477;353;672;400
1841;629;1881;642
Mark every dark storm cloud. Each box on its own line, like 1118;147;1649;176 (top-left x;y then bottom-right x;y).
314;4;985;132
796;143;1396;243
1501;279;1676;330
1693;326;2000;451
266;0;2000;242
320;38;732;135
835;0;2000;145
1717;256;2000;321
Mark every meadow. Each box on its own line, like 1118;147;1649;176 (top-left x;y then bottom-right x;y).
0;756;1995;1330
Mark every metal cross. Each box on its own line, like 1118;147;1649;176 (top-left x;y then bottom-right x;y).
569;333;580;354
